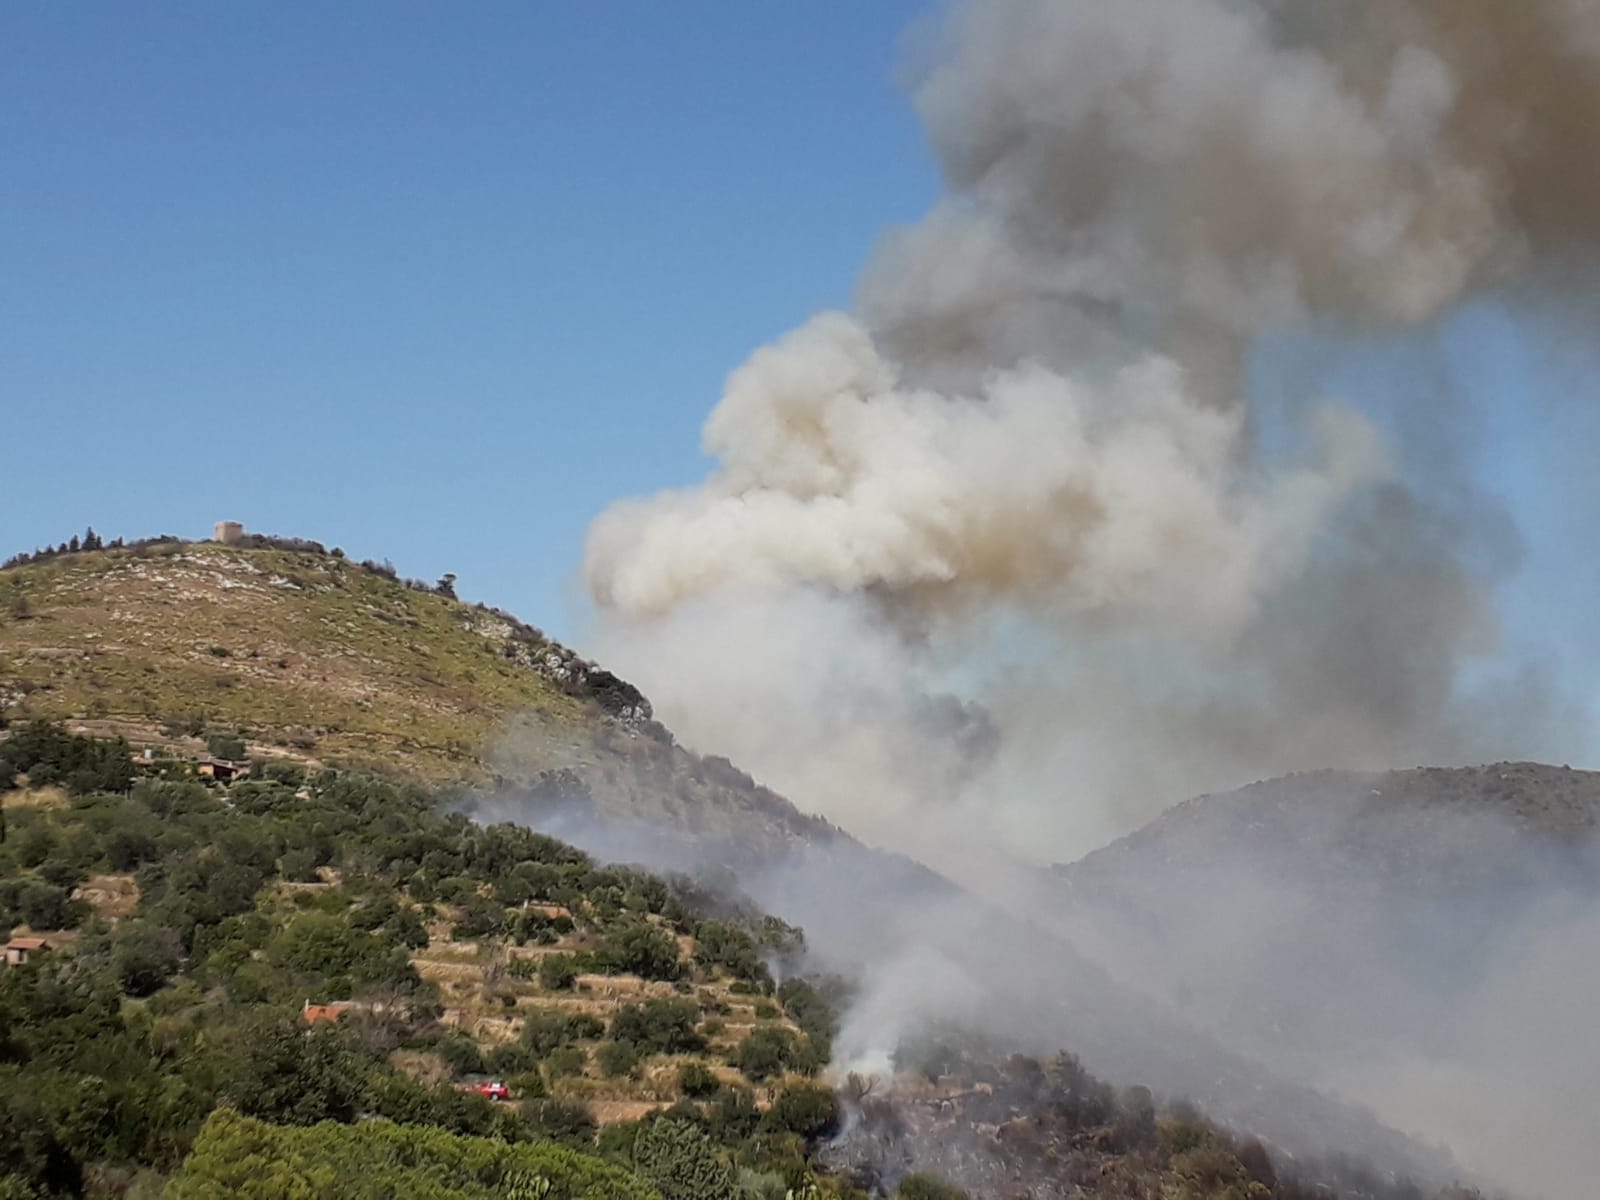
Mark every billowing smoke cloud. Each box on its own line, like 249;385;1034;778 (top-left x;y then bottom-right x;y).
585;0;1598;859
573;7;1600;1189
590;312;1385;635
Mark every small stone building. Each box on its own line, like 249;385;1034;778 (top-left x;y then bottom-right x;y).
4;937;50;967
196;758;250;783
301;1001;349;1025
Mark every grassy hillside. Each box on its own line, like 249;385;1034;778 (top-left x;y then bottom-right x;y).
0;540;599;781
0;539;839;857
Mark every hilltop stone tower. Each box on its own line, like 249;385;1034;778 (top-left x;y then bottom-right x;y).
213;520;244;545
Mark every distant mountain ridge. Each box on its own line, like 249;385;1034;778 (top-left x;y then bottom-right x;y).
1053;762;1600;927
1046;763;1600;1198
1062;762;1600;869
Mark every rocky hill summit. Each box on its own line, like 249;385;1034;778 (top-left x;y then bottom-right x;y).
0;534;847;861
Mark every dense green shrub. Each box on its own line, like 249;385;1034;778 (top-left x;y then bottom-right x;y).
0;724;133;795
539;952;579;990
16;880;77;930
165;1110;658;1199
523;1098;598;1148
633;1118;736;1200
486;1043;540;1078
544;1046;587;1080
111;919;184;996
678;1061;720;1098
610;998;705;1056
1165;1144;1272;1200
896;1174;968;1200
436;1031;487;1077
215;1014;372;1125
731;1027;798;1082
761;1085;839;1142
693;920;771;987
520;1009;599;1057
599;1039;640;1078
707;1087;761;1144
595;922;683;981
452;895;509;939
204;732;247;761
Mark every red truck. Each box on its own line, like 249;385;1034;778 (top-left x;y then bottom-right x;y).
454;1076;511;1101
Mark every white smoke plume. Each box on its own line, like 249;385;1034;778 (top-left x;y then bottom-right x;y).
589;312;1385;636
573;9;1600;1190
585;0;1600;860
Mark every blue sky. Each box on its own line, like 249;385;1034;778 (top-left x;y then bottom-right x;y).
1;2;939;635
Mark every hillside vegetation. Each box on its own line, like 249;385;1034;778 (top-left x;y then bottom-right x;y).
0;537;1498;1199
0;538;838;856
164;1111;662;1200
0;724;860;1198
0;724;1473;1200
0;538;609;781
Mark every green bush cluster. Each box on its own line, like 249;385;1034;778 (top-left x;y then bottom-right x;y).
895;1175;968;1200
608;998;706;1057
632;1118;736;1200
0;726;867;1199
519;1009;602;1057
730;1026;824;1082
165;1110;659;1200
0;722;134;795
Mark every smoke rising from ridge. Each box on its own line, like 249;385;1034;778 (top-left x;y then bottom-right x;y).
561;9;1600;1191
585;0;1598;859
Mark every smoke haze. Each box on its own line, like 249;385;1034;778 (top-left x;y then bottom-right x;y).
569;2;1600;1194
585;0;1598;860
1045;765;1600;1198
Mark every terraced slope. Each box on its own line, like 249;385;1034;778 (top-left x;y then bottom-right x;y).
0;540;1486;1197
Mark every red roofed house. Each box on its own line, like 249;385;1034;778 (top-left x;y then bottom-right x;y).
301;1000;349;1025
523;903;572;920
4;937;50;967
196;758;250;783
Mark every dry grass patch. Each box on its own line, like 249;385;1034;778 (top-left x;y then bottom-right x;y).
0;545;587;785
1;785;68;810
587;1100;661;1126
413;959;486;984
391;1050;451;1087
74;874;139;920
